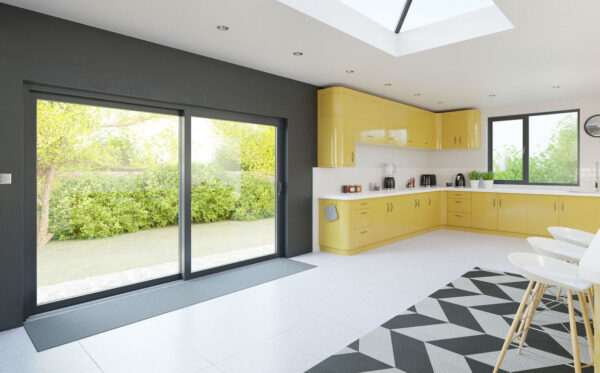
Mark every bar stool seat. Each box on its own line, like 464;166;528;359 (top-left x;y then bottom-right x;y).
527;237;586;263
494;252;594;373
548;226;595;247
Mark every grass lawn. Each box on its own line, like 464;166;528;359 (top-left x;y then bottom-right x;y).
38;218;275;287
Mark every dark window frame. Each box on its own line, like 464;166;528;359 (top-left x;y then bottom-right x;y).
488;109;580;186
23;83;286;317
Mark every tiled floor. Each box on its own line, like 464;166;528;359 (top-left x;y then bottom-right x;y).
0;230;533;373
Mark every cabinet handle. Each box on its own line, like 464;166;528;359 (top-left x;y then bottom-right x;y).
360;202;367;205
499;199;502;208
493;198;495;207
414;199;417;208
554;202;557;211
351;151;355;162
366;135;374;138
428;197;431;206
459;136;462;144
391;203;394;212
360;211;368;215
455;214;462;218
454;136;457;144
455;200;462;204
360;230;368;234
562;202;564;212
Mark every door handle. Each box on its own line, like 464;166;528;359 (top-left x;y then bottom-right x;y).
493;198;495;207
386;203;390;213
455;200;462;204
562;202;565;212
351;151;355;162
454;136;456;144
554;202;557;211
414;199;417;208
499;199;502;208
360;230;368;234
428;197;431;206
391;203;394;212
360;211;368;215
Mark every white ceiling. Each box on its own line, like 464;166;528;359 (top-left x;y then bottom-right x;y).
4;0;600;111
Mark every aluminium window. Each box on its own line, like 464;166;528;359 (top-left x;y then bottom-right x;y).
488;110;579;185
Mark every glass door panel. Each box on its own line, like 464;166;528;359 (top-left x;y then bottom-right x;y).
36;99;180;305
190;117;277;272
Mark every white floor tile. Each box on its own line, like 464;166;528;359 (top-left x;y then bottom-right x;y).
0;327;36;363
79;319;174;365
100;339;210;373
0;342;98;373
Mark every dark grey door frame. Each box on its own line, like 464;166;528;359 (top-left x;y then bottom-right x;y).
23;83;286;317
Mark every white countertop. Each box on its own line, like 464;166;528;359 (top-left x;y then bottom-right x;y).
317;187;600;200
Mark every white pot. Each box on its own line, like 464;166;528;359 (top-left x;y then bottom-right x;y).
469;180;480;189
483;180;494;189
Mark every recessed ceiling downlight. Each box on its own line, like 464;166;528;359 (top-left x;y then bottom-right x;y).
345;69;355;73
293;51;303;56
216;25;229;31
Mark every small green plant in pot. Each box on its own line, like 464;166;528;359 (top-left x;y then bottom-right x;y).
468;170;480;189
481;171;495;189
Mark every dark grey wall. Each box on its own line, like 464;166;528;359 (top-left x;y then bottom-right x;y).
0;4;317;331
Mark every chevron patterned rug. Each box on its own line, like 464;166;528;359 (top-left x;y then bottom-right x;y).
307;267;594;372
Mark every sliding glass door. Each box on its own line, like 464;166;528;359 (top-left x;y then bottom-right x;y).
190;116;278;273
36;99;181;305
27;88;283;313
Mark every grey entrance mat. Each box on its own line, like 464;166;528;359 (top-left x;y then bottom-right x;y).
25;258;315;351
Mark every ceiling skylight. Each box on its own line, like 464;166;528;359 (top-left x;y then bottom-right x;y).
338;0;408;32
401;0;495;32
278;0;514;57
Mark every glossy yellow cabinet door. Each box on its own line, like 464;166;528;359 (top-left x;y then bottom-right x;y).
526;195;558;236
596;198;600;232
426;192;441;227
498;194;527;233
558;196;597;233
318;115;355;167
439;110;481;149
319;199;352;250
472;193;498;230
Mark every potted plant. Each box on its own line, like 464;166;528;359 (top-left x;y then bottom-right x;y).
468;170;480;189
481;171;495;189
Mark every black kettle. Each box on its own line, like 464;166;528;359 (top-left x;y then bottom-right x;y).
455;173;466;187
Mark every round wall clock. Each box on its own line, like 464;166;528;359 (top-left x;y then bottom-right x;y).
584;115;600;137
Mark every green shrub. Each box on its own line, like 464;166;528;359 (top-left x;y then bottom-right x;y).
47;165;273;240
232;174;275;221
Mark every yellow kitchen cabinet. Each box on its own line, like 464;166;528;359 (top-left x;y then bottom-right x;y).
447;192;471;228
525;195;558;236
422;192;441;227
558;196;597;233
318;115;356;168
498;194;527;233
439;110;481;149
318;89;355;118
472;192;498;230
391;195;414;237
319;199;352;250
596;198;600;232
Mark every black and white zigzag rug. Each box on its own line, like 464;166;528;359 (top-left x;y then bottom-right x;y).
307;267;594;373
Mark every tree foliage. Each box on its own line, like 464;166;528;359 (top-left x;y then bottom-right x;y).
493;114;577;184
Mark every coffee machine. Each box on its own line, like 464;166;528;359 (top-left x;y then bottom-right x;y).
455;173;466;187
383;162;396;190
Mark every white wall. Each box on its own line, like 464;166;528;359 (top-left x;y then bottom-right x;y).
312;94;600;251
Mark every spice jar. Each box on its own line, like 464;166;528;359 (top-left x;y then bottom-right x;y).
342;185;349;193
348;185;356;193
356;185;362;192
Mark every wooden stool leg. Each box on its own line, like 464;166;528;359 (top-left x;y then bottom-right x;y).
557;287;562;300
517;282;540;338
578;290;594;363
567;290;582;373
518;284;546;353
494;280;535;373
587;288;594;315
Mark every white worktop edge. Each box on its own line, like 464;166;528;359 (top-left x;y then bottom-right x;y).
317;187;600;200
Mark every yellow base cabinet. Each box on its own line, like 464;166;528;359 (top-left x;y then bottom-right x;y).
558;196;597;233
472;192;498;230
596;198;600;232
498;194;527;233
447;192;471;227
525;195;558;236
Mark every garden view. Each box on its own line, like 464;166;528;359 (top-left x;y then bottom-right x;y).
37;99;276;304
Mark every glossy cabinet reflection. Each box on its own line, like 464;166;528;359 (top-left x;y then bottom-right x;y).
318;87;481;167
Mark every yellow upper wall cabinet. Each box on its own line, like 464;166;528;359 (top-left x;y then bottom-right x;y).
318;115;356;168
525;195;558;236
559;196;597;233
317;87;480;167
498;194;527;233
439;110;481;149
472;192;498;230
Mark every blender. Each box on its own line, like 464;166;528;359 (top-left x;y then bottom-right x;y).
383;162;396;190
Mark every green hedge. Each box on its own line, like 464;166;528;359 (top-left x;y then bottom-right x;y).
48;166;275;240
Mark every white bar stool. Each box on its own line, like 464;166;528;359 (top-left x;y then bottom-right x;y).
527;237;586;263
494;252;594;373
548;226;595;247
